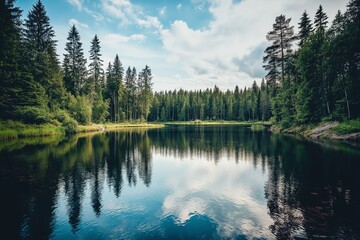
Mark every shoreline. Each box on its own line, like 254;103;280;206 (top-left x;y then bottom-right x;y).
0;121;165;140
1;120;359;143
0;120;271;140
271;121;360;142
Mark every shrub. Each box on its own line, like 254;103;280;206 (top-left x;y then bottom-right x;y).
68;95;92;125
13;106;51;124
92;95;109;123
63;117;78;134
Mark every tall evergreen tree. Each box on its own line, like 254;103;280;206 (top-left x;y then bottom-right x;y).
345;0;360;117
298;11;313;47
314;5;328;32
263;15;295;122
87;34;103;100
108;55;124;122
0;0;22;118
265;15;295;84
263;45;279;96
138;65;153;121
63;25;87;96
23;0;65;110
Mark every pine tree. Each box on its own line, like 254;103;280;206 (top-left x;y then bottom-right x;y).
138;65;153;121
263;45;279;96
23;0;66;110
110;55;124;122
314;5;328;32
345;0;360;117
63;25;87;96
88;34;104;101
298;11;313;47
0;0;22;118
263;15;295;122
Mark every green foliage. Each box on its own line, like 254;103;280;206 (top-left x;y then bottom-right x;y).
53;109;78;134
264;1;360;129
14;106;51;124
63;25;87;96
332;120;360;134
68;95;92;125
92;94;109;123
0;120;63;139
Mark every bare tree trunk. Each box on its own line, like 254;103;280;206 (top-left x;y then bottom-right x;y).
344;88;351;119
341;74;351;119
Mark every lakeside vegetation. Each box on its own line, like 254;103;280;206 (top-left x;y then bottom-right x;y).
0;121;164;140
0;0;359;141
262;1;360;130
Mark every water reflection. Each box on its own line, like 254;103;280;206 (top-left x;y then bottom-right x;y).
0;126;359;239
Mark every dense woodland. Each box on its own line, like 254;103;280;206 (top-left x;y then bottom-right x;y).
263;1;360;127
0;0;359;130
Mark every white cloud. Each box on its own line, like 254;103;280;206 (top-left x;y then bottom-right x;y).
101;0;163;31
103;33;146;44
176;3;182;10
68;18;89;29
84;7;105;22
137;16;163;31
159;0;348;91
67;0;82;11
159;6;167;16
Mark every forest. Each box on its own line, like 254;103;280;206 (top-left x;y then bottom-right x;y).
0;0;359;132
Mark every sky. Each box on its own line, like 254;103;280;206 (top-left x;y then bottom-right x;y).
17;0;349;91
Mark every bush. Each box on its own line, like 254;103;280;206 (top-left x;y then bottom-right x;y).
63;117;78;134
53;109;78;134
92;95;109;123
68;95;92;125
13;106;51;124
332;120;360;134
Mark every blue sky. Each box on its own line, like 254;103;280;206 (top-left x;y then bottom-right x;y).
17;0;348;91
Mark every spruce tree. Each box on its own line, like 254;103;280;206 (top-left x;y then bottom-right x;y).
345;0;360;117
298;11;313;47
63;25;87;96
106;55;124;122
88;34;104;100
124;67;132;120
23;0;65;110
138;65;153;121
314;5;328;32
0;0;22;118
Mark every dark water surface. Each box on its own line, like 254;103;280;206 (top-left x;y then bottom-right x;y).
1;125;360;239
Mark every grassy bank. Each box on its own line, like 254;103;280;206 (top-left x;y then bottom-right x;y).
0;121;64;140
271;119;360;141
162;120;272;126
0;121;165;140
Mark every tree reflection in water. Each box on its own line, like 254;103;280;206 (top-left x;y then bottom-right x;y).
0;126;359;239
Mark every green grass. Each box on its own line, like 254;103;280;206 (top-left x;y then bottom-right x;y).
77;124;104;133
332;120;360;135
0;120;64;140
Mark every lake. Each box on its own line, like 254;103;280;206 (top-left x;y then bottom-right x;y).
1;125;360;239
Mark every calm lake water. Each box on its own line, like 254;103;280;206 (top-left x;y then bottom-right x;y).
1;125;360;239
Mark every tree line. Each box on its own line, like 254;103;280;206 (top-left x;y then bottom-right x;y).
0;0;153;131
148;81;271;121
263;0;360;127
1;0;359;128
